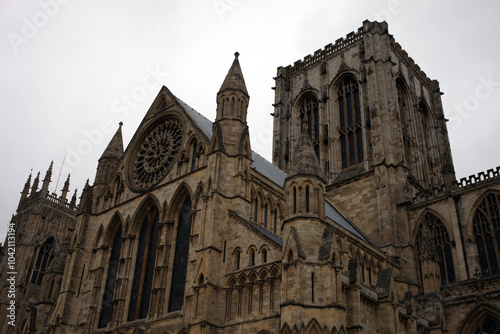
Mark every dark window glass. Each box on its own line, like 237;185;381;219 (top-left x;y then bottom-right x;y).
416;213;455;284
31;238;55;285
128;206;159;321
191;141;197;172
473;193;500;277
338;77;364;168
299;94;320;161
305;186;310;213
168;197;192;312
99;226;122;328
254;198;258;222
264;203;268;228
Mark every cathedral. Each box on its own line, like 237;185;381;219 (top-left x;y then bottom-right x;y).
2;20;500;334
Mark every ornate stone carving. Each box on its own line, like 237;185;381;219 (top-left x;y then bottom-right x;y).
130;118;183;191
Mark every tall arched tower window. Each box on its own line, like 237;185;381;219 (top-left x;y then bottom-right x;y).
396;79;412;166
337;76;363;169
128;205;159;321
298;94;320;161
473;193;500;276
31;237;56;285
168;197;192;312
416;213;455;284
191;140;198;172
98;225;122;328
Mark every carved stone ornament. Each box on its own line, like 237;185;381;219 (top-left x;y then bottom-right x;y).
130;118;183;191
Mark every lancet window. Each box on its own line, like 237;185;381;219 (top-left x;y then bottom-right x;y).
473;193;500;277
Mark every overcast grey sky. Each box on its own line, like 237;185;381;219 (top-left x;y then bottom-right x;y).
1;0;499;242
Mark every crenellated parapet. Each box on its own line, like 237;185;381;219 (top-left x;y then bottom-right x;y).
389;36;434;86
456;166;500;188
18;164;79;212
280;27;364;77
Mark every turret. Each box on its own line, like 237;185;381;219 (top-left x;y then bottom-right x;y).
284;121;326;220
18;172;32;207
41;161;53;195
60;174;71;203
209;52;251;158
31;172;40;194
94;122;123;186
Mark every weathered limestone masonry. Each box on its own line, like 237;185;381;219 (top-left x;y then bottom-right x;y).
1;20;500;334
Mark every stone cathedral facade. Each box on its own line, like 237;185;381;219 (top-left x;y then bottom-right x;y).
1;20;500;334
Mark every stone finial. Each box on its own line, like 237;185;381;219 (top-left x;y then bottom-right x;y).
60;174;71;203
41;161;54;192
31;172;40;193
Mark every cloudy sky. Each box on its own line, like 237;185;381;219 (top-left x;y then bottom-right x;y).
1;0;499;242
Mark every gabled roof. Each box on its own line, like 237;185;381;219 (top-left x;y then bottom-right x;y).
176;94;369;245
229;210;283;248
325;200;370;244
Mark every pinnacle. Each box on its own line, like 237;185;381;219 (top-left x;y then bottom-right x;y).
100;122;124;161
218;52;248;97
287;131;324;181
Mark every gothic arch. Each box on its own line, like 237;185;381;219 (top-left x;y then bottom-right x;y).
415;210;456;286
127;198;160;321
166;183;193;221
412;209;453;245
470;190;500;277
130;195;162;234
282;322;292;334
459;303;500;334
93;225;104;249
467;189;500;236
103;212;124;243
331;73;364;170
305;318;322;334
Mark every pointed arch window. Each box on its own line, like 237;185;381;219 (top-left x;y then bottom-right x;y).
396;79;412;166
254;198;259;222
234;248;241;270
168;197;192;312
305;186;310;213
416;213;455;284
191;140;198;172
31;238;56;285
98;225;122;328
473;193;500;277
299;94;320;161
264;203;268;228
128;205;159;321
273;209;278;233
337;76;363;168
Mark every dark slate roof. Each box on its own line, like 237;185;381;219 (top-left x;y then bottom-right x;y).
325;200;369;243
229;210;283;247
177;98;214;140
178;96;369;245
178;97;287;187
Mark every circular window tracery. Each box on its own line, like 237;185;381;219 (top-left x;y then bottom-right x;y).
130;118;183;191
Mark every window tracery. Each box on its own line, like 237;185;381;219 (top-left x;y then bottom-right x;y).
474;193;500;277
416;213;455;284
337;77;363;168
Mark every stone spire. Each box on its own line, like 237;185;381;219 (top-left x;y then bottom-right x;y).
41;161;54;193
19;171;32;207
69;188;78;209
60;174;71;203
210;53;252;158
99;122;124;161
286;121;324;181
31;172;40;193
95;122;124;186
218;52;249;97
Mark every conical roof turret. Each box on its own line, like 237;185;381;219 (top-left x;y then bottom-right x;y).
99;122;124;161
286;122;324;181
218;52;249;97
